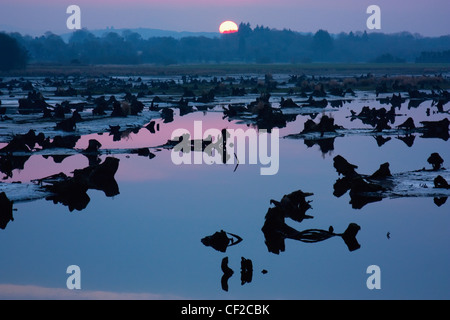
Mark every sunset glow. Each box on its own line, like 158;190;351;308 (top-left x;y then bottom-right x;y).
219;21;239;34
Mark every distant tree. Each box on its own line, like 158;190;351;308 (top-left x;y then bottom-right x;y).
238;22;252;37
361;30;369;42
68;29;96;44
311;29;334;54
122;30;143;43
0;33;28;71
38;32;69;62
416;50;450;63
370;53;405;63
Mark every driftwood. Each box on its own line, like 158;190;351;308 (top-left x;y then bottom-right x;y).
332;154;450;209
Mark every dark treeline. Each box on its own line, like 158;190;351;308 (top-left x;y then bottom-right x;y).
0;33;28;71
416;50;450;63
2;22;450;70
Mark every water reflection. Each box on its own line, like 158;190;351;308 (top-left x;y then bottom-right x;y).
0;192;14;229
0;156;121;217
0;154;29;179
108;125;141;142
0;74;449;298
201;230;243;253
240;257;253;286
219;256;254;292
286;115;449;150
223;93;297;131
332;154;450;209
220;257;233;292
304;137;336;154
261;190;361;254
40;157;120;212
420;118;450;141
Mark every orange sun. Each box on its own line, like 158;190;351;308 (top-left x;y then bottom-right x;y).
219;21;239;34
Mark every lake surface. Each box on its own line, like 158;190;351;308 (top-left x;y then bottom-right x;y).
0;73;449;300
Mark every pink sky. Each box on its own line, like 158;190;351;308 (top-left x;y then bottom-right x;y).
1;0;449;36
0;283;183;300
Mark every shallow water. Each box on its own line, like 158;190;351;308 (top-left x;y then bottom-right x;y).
0;75;449;300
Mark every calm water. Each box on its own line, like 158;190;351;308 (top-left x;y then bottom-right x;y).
0;75;449;300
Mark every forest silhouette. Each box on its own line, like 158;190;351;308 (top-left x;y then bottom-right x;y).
1;23;450;70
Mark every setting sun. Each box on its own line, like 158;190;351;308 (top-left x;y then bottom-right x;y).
219;21;239;34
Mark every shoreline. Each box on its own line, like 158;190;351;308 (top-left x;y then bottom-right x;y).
2;63;450;77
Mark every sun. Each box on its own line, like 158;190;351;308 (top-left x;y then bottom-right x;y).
219;21;239;34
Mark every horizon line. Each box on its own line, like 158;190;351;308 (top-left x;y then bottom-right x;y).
2;25;450;40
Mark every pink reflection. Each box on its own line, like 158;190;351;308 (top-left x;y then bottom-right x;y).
75;111;259;150
0;283;182;300
1;154;89;183
99;111;273;182
2;111;276;183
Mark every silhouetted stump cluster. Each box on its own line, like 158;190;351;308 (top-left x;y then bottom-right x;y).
261;190;361;254
435;176;450;189
428;153;444;171
333;156;386;209
301;115;344;135
201;229;257;292
220;257;234;292
218;256;254;292
0;192;13;229
201;230;243;253
38;157;120;212
223;93;295;131
350;106;397;132
0;129;80;153
332;153;449;209
18;91;51;114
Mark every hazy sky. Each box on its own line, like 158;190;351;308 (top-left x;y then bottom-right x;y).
1;0;449;36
